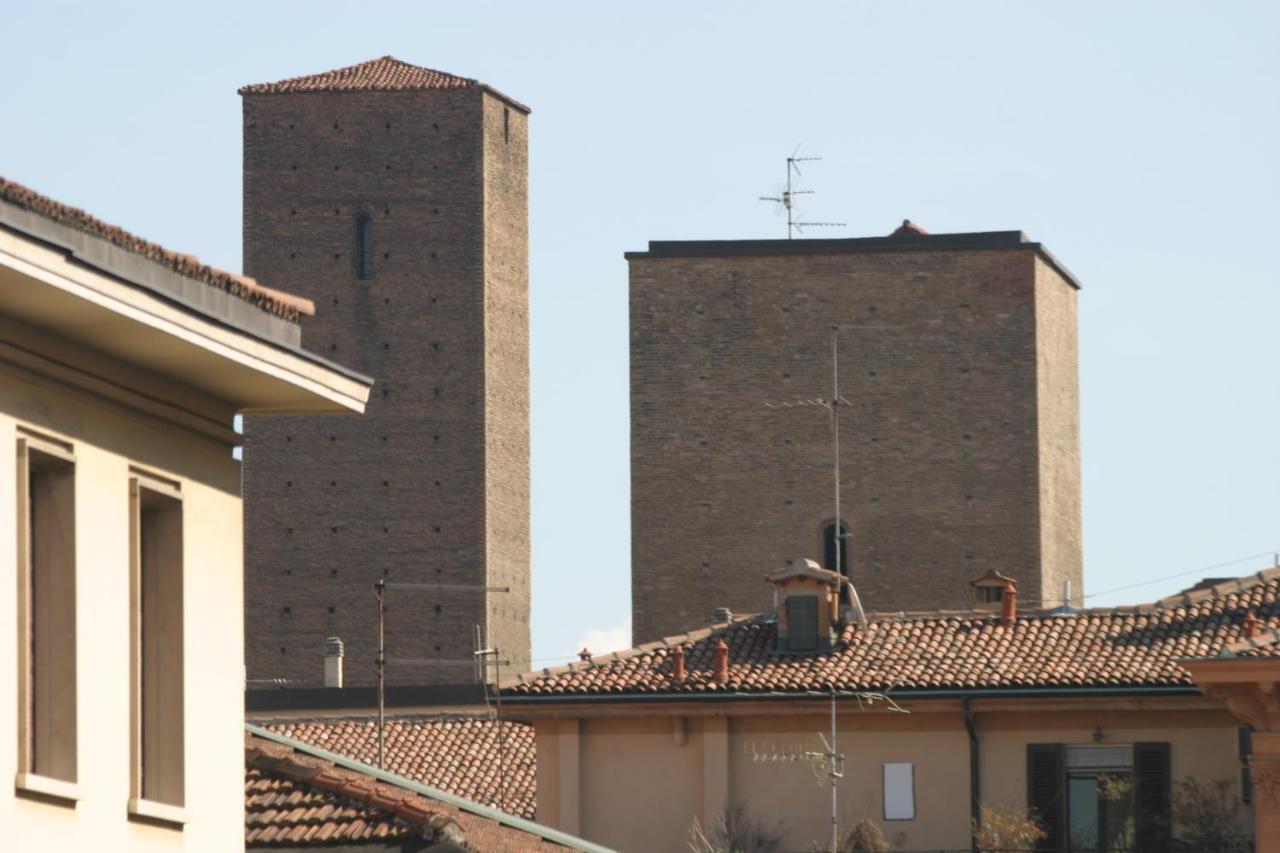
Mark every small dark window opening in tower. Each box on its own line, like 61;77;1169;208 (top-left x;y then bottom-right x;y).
355;213;373;280
822;521;851;604
821;521;849;577
503;107;510;143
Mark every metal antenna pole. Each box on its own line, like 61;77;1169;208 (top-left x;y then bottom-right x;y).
831;325;842;580
496;651;506;813
830;689;839;853
374;579;386;770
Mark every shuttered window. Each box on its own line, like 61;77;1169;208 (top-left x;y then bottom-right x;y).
1028;741;1170;852
1027;743;1065;851
786;596;818;651
1134;742;1171;851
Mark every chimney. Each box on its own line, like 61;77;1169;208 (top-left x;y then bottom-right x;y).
671;645;686;682
578;647;592;662
1001;584;1018;627
324;636;344;688
712;638;729;684
713;607;733;624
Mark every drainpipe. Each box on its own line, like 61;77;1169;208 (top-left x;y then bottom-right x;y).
962;696;979;853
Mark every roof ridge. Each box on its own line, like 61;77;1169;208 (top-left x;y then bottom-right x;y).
246;723;613;852
502;613;760;688
257;711;519;725
246;734;448;834
1153;567;1280;609
0;175;312;321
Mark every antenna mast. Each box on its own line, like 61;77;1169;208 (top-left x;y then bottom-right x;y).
766;323;892;619
372;579;509;770
758;146;846;239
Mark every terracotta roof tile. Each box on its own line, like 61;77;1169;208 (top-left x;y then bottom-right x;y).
239;56;530;112
246;732;565;850
505;569;1280;698
258;714;536;820
0;176;312;322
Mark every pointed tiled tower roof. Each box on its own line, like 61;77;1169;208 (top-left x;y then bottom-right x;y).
239;56;529;111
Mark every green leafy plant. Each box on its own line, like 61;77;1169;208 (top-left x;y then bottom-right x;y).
972;804;1047;852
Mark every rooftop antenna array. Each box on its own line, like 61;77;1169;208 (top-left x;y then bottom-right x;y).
371;579;509;772
758;145;846;239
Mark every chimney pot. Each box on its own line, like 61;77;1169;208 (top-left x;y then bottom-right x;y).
1000;584;1018;627
578;647;592;662
712;638;729;684
324;636;344;688
713;607;733;624
671;645;686;682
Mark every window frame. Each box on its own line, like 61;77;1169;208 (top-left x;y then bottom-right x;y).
128;473;187;825
14;434;79;802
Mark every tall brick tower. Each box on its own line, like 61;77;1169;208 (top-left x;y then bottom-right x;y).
240;57;530;686
629;223;1082;643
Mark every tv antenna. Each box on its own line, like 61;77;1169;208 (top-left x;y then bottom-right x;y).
759;146;845;239
743;689;906;852
372;579;509;770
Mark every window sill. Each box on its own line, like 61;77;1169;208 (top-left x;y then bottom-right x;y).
15;772;81;803
128;797;187;827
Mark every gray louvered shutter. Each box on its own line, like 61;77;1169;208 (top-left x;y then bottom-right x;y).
1026;743;1064;851
1135;741;1171;851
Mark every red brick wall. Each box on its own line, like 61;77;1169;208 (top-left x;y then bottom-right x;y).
628;241;1082;642
241;87;529;686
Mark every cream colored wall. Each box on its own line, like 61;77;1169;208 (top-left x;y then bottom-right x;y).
532;701;1250;853
0;361;245;850
979;708;1251;834
580;717;706;849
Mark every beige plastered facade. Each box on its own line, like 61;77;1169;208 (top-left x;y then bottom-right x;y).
521;695;1251;853
0;216;367;849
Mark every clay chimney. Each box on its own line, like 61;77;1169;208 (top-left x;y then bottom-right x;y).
671;645;686;681
1245;611;1260;639
1001;583;1018;627
578;647;592;662
712;638;729;684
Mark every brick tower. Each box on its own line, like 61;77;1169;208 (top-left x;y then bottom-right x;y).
629;223;1082;642
240;57;530;686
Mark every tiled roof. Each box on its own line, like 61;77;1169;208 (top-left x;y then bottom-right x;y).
259;715;536;819
0;176;311;322
505;569;1280;698
247;733;459;847
247;732;569;851
239;56;530;112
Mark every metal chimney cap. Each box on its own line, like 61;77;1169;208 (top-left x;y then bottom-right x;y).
713;607;734;624
324;636;345;656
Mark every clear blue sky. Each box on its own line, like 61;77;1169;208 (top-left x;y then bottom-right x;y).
4;2;1278;666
